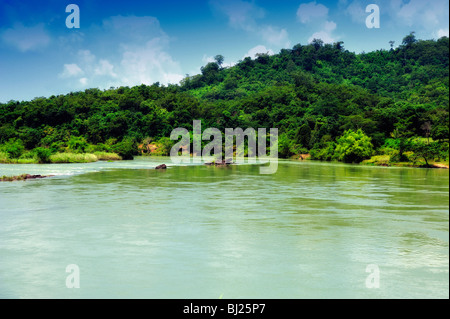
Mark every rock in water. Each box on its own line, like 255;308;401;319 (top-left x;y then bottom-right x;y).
155;164;167;169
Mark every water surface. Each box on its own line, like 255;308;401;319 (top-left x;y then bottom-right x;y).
0;158;448;298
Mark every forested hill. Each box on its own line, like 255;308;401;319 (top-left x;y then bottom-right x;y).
0;33;448;164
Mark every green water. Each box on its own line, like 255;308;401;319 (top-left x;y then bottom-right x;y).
0;157;448;298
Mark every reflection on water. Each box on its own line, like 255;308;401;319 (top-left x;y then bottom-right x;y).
0;158;448;298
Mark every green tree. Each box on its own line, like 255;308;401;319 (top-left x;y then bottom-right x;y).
214;55;224;68
0;138;25;159
295;123;311;148
410;141;440;167
334;129;374;163
310;141;336;161
32;147;53;163
402;31;417;47
111;138;137;160
390;118;414;162
201;62;220;84
68;136;88;153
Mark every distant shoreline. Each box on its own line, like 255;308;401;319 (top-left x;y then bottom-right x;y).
290;153;449;169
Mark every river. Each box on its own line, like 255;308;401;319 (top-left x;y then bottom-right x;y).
0;157;448;298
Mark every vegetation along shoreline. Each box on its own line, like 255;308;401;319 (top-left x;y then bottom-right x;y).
0;33;448;172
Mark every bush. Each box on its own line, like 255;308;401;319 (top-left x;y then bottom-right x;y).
362;155;391;166
437;141;449;161
67;136;88;153
111;138;137;160
408;141;441;167
0;152;10;163
383;138;401;149
278;134;294;158
50;141;66;153
49;153;98;163
32;147;53;163
0;138;25;159
17;151;39;164
310;142;336;161
334;129;374;163
93;152;122;161
19;151;37;159
85;143;112;153
147;137;174;156
17;158;39;164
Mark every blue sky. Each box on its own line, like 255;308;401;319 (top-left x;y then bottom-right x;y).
0;0;448;102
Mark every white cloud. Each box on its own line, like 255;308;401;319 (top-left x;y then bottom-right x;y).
60;16;184;89
202;55;216;64
396;0;440;27
343;0;449;37
202;55;236;68
297;1;329;23
94;59;117;78
324;21;337;32
436;28;449;38
344;0;366;24
308;21;337;44
120;38;183;86
244;45;274;59
308;31;335;44
259;26;291;47
295;2;337;45
210;0;264;31
210;0;290;48
1;23;50;52
59;64;84;78
101;15;166;43
78;50;96;65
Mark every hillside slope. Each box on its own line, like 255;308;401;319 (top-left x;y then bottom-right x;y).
0;33;448;164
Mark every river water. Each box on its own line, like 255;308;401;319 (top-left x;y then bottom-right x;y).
0;157;448;298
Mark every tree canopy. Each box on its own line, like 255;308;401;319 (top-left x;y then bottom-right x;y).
0;34;448;164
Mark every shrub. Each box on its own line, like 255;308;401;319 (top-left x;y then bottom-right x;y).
93;152;122;161
0;138;25;159
50;142;66;153
49;153;98;163
111;138;137;160
334;129;374;163
278;134;294;158
408;141;441;167
19;151;36;159
17;158;39;164
85;143;112;153
145;137;174;156
377;146;399;156
32;147;53;163
67;136;88;153
362;155;391;166
310;142;336;161
156;137;174;156
0;152;10;163
17;151;39;164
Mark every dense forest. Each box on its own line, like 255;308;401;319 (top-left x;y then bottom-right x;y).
0;32;448;166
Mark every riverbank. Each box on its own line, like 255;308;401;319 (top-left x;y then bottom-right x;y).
361;155;449;169
289;153;449;169
1;150;448;170
0;151;122;164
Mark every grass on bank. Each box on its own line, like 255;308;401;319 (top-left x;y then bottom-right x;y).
48;153;98;163
0;151;122;164
362;154;449;168
93;152;122;161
